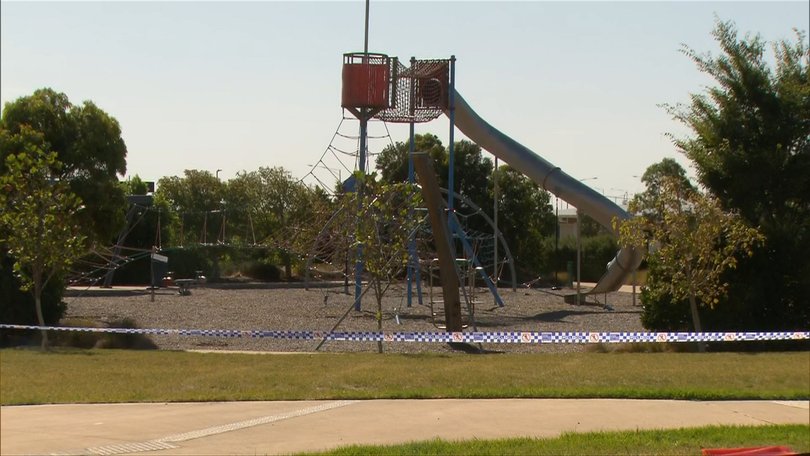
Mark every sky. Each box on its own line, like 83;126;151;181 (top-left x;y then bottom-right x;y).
1;1;808;204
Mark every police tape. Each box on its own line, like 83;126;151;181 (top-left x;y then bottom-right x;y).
0;324;807;344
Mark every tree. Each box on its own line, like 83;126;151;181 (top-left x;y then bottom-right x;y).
617;175;763;350
333;174;420;352
225;166;321;278
666;20;810;330
376;133;445;184
490;165;555;276
156;170;225;247
0;130;86;348
376;134;493;207
0;88;128;245
634;158;695;215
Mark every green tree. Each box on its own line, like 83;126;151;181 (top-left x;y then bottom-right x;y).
0;130;86;348
335;174;420;352
490;165;555;276
225;166;321;278
376;134;493;207
634;158;695;216
376;133;445;184
617;176;763;350
121;175;150;196
0;88;128;244
667;20;810;330
157;170;225;247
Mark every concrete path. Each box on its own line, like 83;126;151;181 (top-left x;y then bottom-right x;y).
2;400;807;455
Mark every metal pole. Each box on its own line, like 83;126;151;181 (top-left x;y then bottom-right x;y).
150;246;156;303
493;156;499;304
354;118;367;311
363;0;369;56
555;197;559;285
406;56;416;308
406;118;416;307
576;209;581;305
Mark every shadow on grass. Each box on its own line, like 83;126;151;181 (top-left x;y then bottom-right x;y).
529;309;641;322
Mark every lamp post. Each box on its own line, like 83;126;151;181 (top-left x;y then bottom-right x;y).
576;177;598;305
216;169;222;180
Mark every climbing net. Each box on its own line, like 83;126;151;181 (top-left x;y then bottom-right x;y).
299;114;397;194
375;58;450;124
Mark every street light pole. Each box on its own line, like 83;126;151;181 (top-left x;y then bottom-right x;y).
576;209;581;304
576;177;598;305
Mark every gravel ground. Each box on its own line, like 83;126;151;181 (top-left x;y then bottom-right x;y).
63;283;645;354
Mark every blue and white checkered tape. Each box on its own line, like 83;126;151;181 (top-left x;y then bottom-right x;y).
1;324;807;344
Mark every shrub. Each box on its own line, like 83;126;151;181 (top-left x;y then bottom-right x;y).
53;318;104;349
244;262;282;281
1;250;67;346
95;318;158;350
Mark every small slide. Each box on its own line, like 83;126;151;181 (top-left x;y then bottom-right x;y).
448;90;643;293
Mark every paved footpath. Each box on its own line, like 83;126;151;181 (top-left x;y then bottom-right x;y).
1;400;808;455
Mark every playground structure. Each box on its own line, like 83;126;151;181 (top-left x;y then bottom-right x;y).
331;50;643;327
71;34;641;332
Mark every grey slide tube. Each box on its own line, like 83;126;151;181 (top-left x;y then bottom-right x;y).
447;90;642;293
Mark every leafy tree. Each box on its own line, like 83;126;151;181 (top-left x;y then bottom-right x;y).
157;170;225;247
376;133;445;184
0;131;86;348
617;175;763;350
490;165;555;276
120;175;150;196
666;20;810;330
376;134;493;206
333;174;420;352
0;88;128;244
225;166;322;278
634;158;695;216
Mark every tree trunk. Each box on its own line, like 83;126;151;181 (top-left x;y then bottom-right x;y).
375;280;383;354
33;275;48;350
685;265;706;352
282;250;292;280
688;292;706;353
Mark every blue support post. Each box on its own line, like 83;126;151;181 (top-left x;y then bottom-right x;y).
406;119;416;307
354;116;368;311
406;56;417;308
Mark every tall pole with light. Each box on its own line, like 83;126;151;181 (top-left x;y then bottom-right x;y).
576;177;598;305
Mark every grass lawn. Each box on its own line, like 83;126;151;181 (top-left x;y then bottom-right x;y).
1;349;807;404
302;424;810;455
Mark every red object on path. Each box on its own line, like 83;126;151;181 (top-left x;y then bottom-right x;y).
702;446;796;456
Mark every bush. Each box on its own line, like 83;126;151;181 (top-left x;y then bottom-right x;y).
1;250;67;346
52;318;104;348
95;318;157;350
244;261;282;281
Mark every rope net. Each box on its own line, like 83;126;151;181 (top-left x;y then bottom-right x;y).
375;58;450;124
